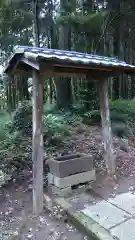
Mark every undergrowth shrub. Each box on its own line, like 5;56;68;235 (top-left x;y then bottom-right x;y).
70;104;86;115
112;122;128;138
12;101;71;138
110;110;128;123
110;99;135;121
43;114;70;137
82;110;101;125
0;131;23;149
81;99;135;137
12;101;32;134
0;111;11;141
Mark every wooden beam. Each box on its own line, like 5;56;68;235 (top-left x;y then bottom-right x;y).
40;60;113;73
39;58;135;74
99;79;116;176
21;57;40;70
32;69;44;216
40;64;116;79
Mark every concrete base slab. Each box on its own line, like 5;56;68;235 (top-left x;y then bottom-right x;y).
49;184;72;197
111;219;135;240
48;170;96;189
108;192;135;215
48;184;93;197
82;200;130;230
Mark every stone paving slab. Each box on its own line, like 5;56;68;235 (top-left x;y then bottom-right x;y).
67;192;101;211
108;192;135;215
81;200;130;230
111;219;135;240
44;191;135;240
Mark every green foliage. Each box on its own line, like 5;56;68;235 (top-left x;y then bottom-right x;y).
0;111;11;141
12;101;32;134
79;88;99;111
70;104;86;115
112;123;128;138
0;0;33;55
0;130;31;173
43;103;58;115
110;99;135;121
57;12;106;33
110;110;128;123
43;114;70;137
0;111;29;173
11;101;71;140
1;131;23;149
110;100;135;137
83;110;101;125
82;100;135;138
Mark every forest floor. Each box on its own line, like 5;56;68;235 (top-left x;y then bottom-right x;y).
1;123;135;239
0;173;88;240
48;123;135;198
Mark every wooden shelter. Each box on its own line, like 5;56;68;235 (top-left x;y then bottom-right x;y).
4;45;135;216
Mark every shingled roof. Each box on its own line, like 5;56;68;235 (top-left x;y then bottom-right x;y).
4;45;135;75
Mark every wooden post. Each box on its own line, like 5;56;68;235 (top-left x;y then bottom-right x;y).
32;69;44;216
99;79;116;176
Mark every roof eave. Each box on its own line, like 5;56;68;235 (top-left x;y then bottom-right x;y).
4;53;23;74
3;46;25;74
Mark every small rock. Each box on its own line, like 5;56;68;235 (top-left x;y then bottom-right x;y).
39;216;45;223
129;186;134;191
109;193;116;198
120;139;128;152
63;236;68;240
49;228;54;235
26;233;33;239
38;223;42;229
28;184;33;190
113;186;118;190
14;231;19;236
8;207;13;212
57;214;62;220
55;231;61;239
5;211;9;216
64;217;68;223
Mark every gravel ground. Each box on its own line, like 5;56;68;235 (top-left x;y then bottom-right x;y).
0;173;89;240
20;211;88;240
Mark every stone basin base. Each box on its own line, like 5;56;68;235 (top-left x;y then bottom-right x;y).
48;169;96;197
48;153;93;178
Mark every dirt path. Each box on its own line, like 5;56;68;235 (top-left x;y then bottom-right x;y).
20;211;87;240
0;173;88;240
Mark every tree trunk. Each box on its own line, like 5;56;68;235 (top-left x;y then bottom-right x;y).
54;0;72;109
110;1;121;99
22;76;29;100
